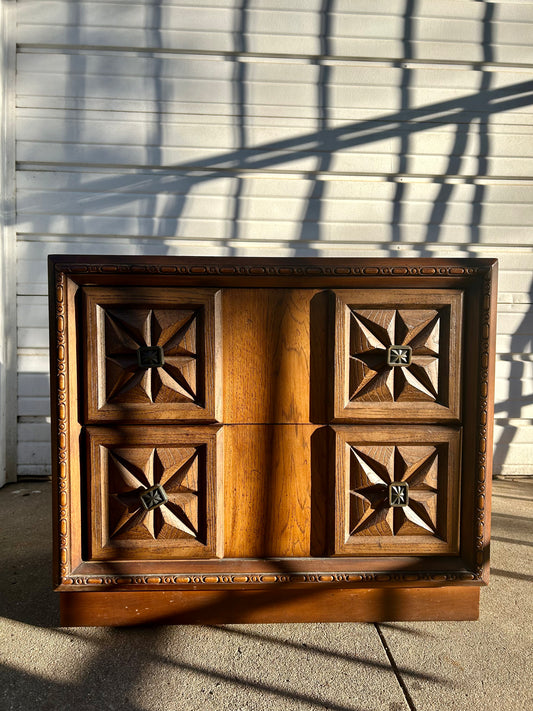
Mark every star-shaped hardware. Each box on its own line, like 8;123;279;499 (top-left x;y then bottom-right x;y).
387;346;412;367
388;482;409;507
104;308;198;404
349;445;438;536
137;346;165;368
349;309;440;402
139;484;168;511
108;447;199;540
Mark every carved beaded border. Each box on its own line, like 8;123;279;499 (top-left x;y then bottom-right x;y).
54;269;70;582
62;571;479;587
60;263;482;278
472;269;494;579
53;261;492;587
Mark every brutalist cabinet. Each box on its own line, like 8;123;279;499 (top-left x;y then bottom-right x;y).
49;257;497;626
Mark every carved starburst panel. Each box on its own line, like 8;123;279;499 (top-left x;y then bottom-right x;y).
108;447;200;542
350;308;439;402
333;426;461;556
87;426;223;560
333;290;463;421
349;444;439;537
84;287;221;422
103;307;199;405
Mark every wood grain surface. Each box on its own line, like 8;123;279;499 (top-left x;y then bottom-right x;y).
83;286;221;422
332;425;461;557
60;587;480;626
222;288;325;424
223;424;328;558
49;257;497;624
333;289;463;421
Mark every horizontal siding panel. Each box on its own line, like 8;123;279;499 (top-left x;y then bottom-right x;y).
495;376;533;401
15;170;533;203
17;53;533;100
17;96;533;128
18;396;50;417
17;296;50;329
497;334;533;356
496;309;533;336
493;444;533;468
17;352;50;373
16;1;533;65
496;361;533;384
498;271;533;296
15;0;533;17
17;56;533;126
15;214;533;245
495;465;532;476
17;442;51;465
22;51;533;85
18;329;49;350
17;112;533;150
16;113;533;158
494;422;533;446
493;401;532;419
17;187;533;228
18;422;51;442
18;144;531;178
18;372;50;397
15;237;533;266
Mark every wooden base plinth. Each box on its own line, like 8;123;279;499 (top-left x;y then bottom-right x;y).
60;587;480;626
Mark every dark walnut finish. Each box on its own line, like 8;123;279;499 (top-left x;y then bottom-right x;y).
49;257;497;625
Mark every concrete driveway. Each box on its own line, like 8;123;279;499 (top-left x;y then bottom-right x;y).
0;478;531;711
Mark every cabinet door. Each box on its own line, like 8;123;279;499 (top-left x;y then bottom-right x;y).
332;425;461;556
83;287;221;422
333;289;463;421
86;426;223;560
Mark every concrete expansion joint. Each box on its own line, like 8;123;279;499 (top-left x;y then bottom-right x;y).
375;623;417;711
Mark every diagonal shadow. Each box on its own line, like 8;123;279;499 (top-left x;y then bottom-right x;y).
493;280;533;477
491;536;533;548
211;624;447;684
490;568;533;583
19;80;533;242
297;0;333;249
427;1;495;244
391;0;415;243
0;622;400;711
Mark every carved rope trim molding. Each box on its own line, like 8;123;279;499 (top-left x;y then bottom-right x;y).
55;270;70;581
54;262;492;586
58;263;483;278
61;571;479;587
473;269;493;578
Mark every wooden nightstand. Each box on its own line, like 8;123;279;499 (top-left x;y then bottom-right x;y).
49;257;497;625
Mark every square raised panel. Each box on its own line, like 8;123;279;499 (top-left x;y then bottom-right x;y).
332;425;461;557
86;426;223;561
83;287;221;422
333;289;463;421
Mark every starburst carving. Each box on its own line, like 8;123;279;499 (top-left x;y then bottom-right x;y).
104;307;199;404
349;309;440;402
349;445;439;537
108;446;200;541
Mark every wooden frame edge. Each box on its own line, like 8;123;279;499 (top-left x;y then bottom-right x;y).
49;257;496;592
